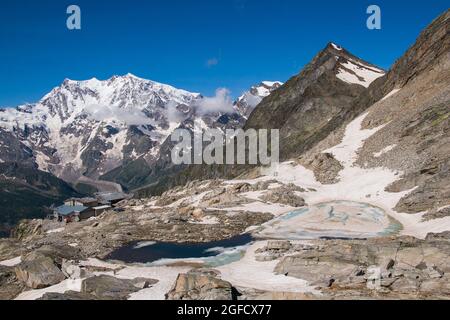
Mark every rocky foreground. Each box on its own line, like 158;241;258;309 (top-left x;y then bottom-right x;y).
2;234;450;300
0;176;449;300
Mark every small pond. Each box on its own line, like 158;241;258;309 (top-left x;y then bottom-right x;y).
106;233;254;267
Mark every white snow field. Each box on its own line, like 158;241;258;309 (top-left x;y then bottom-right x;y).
217;241;320;295
336;59;385;88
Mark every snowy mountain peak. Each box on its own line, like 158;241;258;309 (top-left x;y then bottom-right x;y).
261;81;283;87
124;72;140;79
329;42;343;51
335;58;385;88
235;81;283;118
321;42;386;88
39;74;201;122
0;75;205;180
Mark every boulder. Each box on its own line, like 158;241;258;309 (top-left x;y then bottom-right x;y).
61;260;91;280
192;208;205;220
33;244;82;265
260;188;306;207
166;272;235;300
81;275;156;300
256;241;293;261
301;153;344;184
132;277;158;289
15;253;66;289
267;241;292;251
178;206;194;216
229;183;253;194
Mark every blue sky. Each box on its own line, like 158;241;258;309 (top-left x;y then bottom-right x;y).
0;0;448;107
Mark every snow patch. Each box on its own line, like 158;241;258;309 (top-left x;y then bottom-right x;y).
0;256;22;267
15;279;83;300
324;112;385;167
374;144;397;158
331;43;343;51
46;227;65;234
381;89;401;101
217;241;319;294
133;241;157;249
336;60;385;88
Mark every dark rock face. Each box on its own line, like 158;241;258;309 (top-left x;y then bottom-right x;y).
385;103;450;215
300;153;344;184
244;43;383;160
358;10;450;216
0;162;81;230
15;253;66;289
0;266;24;300
101;107;249;193
382;9;450;91
166;271;235;300
0;128;34;164
259;187;306;207
81;275;157;300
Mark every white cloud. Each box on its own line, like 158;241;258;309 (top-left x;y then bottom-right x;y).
83;88;234;124
194;88;234;115
84;104;153;126
166;100;185;123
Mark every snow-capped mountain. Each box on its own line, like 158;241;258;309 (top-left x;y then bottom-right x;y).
234;81;283;118
0;74;279;185
330;43;385;88
0;74;202;181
